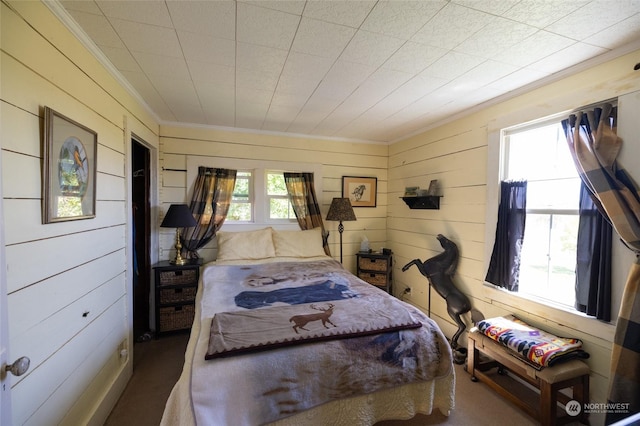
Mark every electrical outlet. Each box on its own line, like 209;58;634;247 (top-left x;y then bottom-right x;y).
118;339;128;362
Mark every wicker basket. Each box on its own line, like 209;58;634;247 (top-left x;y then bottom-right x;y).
159;286;197;304
359;272;387;287
358;257;388;272
159;305;195;332
158;269;197;286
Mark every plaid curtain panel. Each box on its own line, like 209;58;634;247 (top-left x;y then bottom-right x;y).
183;167;237;257
563;103;640;423
283;172;331;256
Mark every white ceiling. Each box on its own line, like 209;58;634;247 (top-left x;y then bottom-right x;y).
55;0;640;143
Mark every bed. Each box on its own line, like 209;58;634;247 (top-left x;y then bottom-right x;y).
160;227;455;425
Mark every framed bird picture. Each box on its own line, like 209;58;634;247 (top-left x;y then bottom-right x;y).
342;176;377;207
43;106;97;223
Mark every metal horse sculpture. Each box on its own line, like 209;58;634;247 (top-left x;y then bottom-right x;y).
402;234;471;349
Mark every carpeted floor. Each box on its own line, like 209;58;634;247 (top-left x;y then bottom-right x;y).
105;333;572;426
104;333;190;426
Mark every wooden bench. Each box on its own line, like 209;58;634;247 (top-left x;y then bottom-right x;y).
467;329;590;426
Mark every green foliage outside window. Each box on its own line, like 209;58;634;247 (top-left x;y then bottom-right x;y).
228;171;251;221
267;172;295;220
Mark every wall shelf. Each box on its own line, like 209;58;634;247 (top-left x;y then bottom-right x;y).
401;196;442;210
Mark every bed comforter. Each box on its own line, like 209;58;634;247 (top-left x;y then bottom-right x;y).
161;257;455;426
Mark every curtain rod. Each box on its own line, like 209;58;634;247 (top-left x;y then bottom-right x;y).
571;97;618;114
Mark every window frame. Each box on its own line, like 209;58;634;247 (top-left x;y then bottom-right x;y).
185;157;322;231
264;170;297;223
226;170;253;223
500;118;582;308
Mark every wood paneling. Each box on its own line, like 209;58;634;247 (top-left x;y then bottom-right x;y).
1;2;158;425
388;51;640;423
6;226;126;293
158;126;389;265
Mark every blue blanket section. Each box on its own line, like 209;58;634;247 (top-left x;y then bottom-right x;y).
235;280;357;309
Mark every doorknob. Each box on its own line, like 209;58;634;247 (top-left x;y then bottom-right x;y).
4;356;30;377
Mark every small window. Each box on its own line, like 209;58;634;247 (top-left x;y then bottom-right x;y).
226;170;297;223
187;158;322;227
227;171;252;222
503;120;581;308
266;171;296;221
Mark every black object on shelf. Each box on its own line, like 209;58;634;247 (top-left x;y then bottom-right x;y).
401;196;442;209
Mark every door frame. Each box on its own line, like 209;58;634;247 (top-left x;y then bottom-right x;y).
0;122;12;424
126;132;158;338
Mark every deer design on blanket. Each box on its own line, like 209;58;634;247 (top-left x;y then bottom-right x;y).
290;303;336;334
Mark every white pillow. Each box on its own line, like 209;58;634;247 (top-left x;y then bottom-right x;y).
216;228;276;260
273;228;327;258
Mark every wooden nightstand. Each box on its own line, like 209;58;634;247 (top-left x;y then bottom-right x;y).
153;260;202;337
356;252;392;293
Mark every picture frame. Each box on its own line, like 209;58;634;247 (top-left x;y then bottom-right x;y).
342;176;377;207
43;106;97;223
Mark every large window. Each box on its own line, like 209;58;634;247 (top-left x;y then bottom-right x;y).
502;119;582;308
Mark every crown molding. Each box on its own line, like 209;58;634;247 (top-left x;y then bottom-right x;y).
44;0;162;125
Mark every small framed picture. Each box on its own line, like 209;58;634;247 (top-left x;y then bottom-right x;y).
43;106;97;223
342;176;377;207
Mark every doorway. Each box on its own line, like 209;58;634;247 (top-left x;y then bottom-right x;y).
131;140;151;341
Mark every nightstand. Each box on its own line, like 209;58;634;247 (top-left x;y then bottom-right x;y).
356;252;392;293
153;260;202;337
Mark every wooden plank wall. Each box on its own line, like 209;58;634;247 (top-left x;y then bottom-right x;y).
158;125;388;272
1;1;158;425
388;50;640;424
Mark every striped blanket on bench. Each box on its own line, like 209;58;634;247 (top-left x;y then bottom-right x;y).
476;315;589;368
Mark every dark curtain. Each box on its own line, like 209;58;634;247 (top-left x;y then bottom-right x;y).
575;182;612;321
182;167;237;258
485;180;527;292
283;172;331;256
562;103;640;424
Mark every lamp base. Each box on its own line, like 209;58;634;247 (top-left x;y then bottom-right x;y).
171;256;187;266
172;228;186;265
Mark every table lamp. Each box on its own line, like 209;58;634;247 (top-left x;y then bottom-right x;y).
326;197;356;263
161;204;197;265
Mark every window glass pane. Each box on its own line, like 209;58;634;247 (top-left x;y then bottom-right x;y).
227;203;252;221
548;214;578;306
270;198;292;219
518;213;577;307
526;178;581;210
519;214;551;294
267;172;288;195
506;123;576;181
266;171;295;221
228;171;252;221
233;172;250;201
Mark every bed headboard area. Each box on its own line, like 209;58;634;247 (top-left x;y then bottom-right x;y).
215;227;327;262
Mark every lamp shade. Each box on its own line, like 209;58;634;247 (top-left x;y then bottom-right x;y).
326;198;356;222
161;204;197;228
